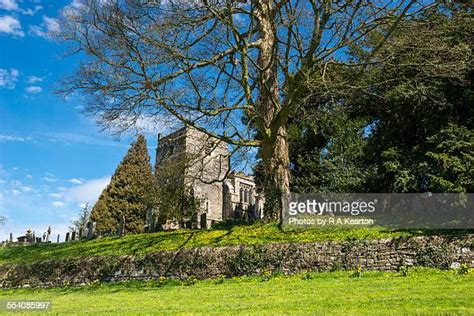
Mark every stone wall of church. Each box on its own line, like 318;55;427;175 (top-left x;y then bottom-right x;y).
155;127;230;228
224;173;264;220
184;128;229;227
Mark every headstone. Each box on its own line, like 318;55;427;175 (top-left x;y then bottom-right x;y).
145;208;153;233
72;231;76;241
65;232;70;242
42;232;47;242
118;215;125;237
86;222;96;240
9;233;12;244
46;226;51;242
36;237;41;243
79;228;83;239
57;234;60;243
25;229;34;243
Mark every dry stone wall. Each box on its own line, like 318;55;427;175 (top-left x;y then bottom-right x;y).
0;235;472;288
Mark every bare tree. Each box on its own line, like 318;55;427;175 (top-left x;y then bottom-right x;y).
69;203;91;234
58;0;436;218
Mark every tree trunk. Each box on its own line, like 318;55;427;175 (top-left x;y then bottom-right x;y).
260;126;291;220
254;0;291;220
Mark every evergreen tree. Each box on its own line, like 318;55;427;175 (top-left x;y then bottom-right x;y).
285;7;473;193
91;135;157;235
354;9;473;193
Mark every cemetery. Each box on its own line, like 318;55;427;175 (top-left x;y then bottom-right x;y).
0;0;472;314
0;125;471;314
0;223;472;313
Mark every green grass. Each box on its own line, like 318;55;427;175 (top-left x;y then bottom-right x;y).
0;268;472;315
0;222;427;265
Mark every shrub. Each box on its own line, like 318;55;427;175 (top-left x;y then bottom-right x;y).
350;267;363;278
301;272;313;280
458;263;470;276
183;276;197;286
214;275;226;284
399;266;409;277
260;270;273;282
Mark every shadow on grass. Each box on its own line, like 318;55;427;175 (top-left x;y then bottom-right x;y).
1;223;472;265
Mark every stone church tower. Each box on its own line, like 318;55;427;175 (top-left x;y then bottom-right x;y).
155;126;264;229
155;126;229;228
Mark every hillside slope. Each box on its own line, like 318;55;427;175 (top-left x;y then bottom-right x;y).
0;223;421;265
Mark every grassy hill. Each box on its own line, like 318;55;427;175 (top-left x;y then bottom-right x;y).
0;222;426;265
1;268;472;314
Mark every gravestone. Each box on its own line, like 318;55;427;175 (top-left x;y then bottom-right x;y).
79;228;83;239
25;229;34;243
118;215;125;237
46;226;51;242
145;208;153;233
8;233;12;244
57;234;60;243
65;232;70;242
72;231;76;241
86;222;96;240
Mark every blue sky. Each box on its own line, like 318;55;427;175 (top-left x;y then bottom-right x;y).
0;0;161;241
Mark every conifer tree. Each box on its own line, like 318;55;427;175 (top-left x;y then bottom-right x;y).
91;135;156;235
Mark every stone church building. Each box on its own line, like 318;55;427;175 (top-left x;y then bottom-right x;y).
155;126;264;229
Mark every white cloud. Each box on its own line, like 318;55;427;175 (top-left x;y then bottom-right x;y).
68;178;83;184
61;0;112;21
0;0;18;11
0;134;32;142
10;189;20;196
20;5;42;16
0;68;19;89
41;173;57;183
51;201;65;208
40;132;125;148
26;174;33;179
113;113;177;136
27;75;43;84
69;0;84;9
20;185;32;192
10;179;22;186
0;132;126;147
29;16;60;40
63;177;110;203
48;193;63;199
25;86;42;94
62;0;83;18
0;15;24;37
0;0;42;15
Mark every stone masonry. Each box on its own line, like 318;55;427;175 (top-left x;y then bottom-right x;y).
155;126;264;228
0;235;471;288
